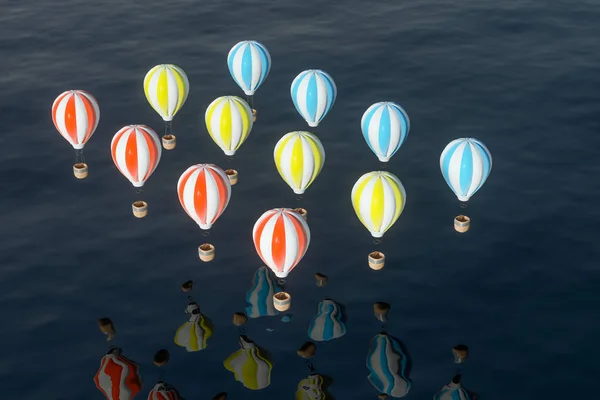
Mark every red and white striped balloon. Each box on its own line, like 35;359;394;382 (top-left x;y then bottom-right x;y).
177;164;231;230
148;382;182;400
252;208;311;278
111;125;162;188
51;90;100;149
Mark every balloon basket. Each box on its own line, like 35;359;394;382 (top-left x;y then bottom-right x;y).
252;109;257;122
233;312;248;326
273;291;291;311
225;169;238;185
368;251;385;270
98;318;116;341
452;344;469;363
297;342;316;359
153;349;170;367
73;163;88;179
293;207;308;222
162;134;176;150
377;394;389;400
198;243;215;262
314;272;328;287
454;215;470;233
132;201;148;218
373;302;391;322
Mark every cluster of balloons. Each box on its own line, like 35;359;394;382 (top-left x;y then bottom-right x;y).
52;38;492;400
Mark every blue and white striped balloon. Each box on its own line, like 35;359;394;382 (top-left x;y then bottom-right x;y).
440;138;492;202
227;41;271;96
361;102;410;162
290;69;337;127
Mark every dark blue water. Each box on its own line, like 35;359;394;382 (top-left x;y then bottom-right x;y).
2;0;599;398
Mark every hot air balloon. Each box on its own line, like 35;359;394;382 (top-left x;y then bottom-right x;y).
274;131;325;196
253;208;310;312
227;40;271;121
308;299;347;342
361;102;410;163
143;64;189;150
94;347;143;400
111;125;162;218
174;298;213;352
366;333;411;398
148;381;183;400
177;164;231;230
440;138;492;233
205;96;253;156
433;375;473;400
51;90;100;179
224;335;272;390
291;69;337;127
253;208;310;279
351;171;406;239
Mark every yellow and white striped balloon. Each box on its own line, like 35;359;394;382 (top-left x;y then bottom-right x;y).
351;171;406;238
143;64;189;122
273;131;325;195
205;96;253;156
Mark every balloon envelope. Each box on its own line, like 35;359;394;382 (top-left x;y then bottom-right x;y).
290;69;336;127
52;90;100;150
361;102;410;162
351;171;406;238
143;64;189;122
274;131;325;195
177;164;231;230
440;138;492;202
205;96;253;156
227;40;271;96
252;208;310;278
111;125;162;188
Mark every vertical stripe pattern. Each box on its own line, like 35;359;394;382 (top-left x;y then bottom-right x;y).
366;333;411;398
223;336;272;390
290;69;337;127
273;131;326;195
51;90;100;149
94;350;142;400
440;138;492;202
252;208;311;278
433;381;473;400
205;96;253;156
227;40;271;96
307;299;347;341
143;64;189;122
111;125;162;188
177;164;231;230
351;171;406;238
361;101;410;162
148;382;183;400
245;266;282;318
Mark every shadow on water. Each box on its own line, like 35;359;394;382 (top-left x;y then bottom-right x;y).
321;374;337;400
385;333;413;377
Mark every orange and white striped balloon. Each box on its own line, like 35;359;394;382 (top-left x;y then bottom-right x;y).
252;208;311;278
51;90;100;149
177;164;231;230
111;125;162;188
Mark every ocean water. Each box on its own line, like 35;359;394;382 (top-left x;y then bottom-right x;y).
1;0;599;398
